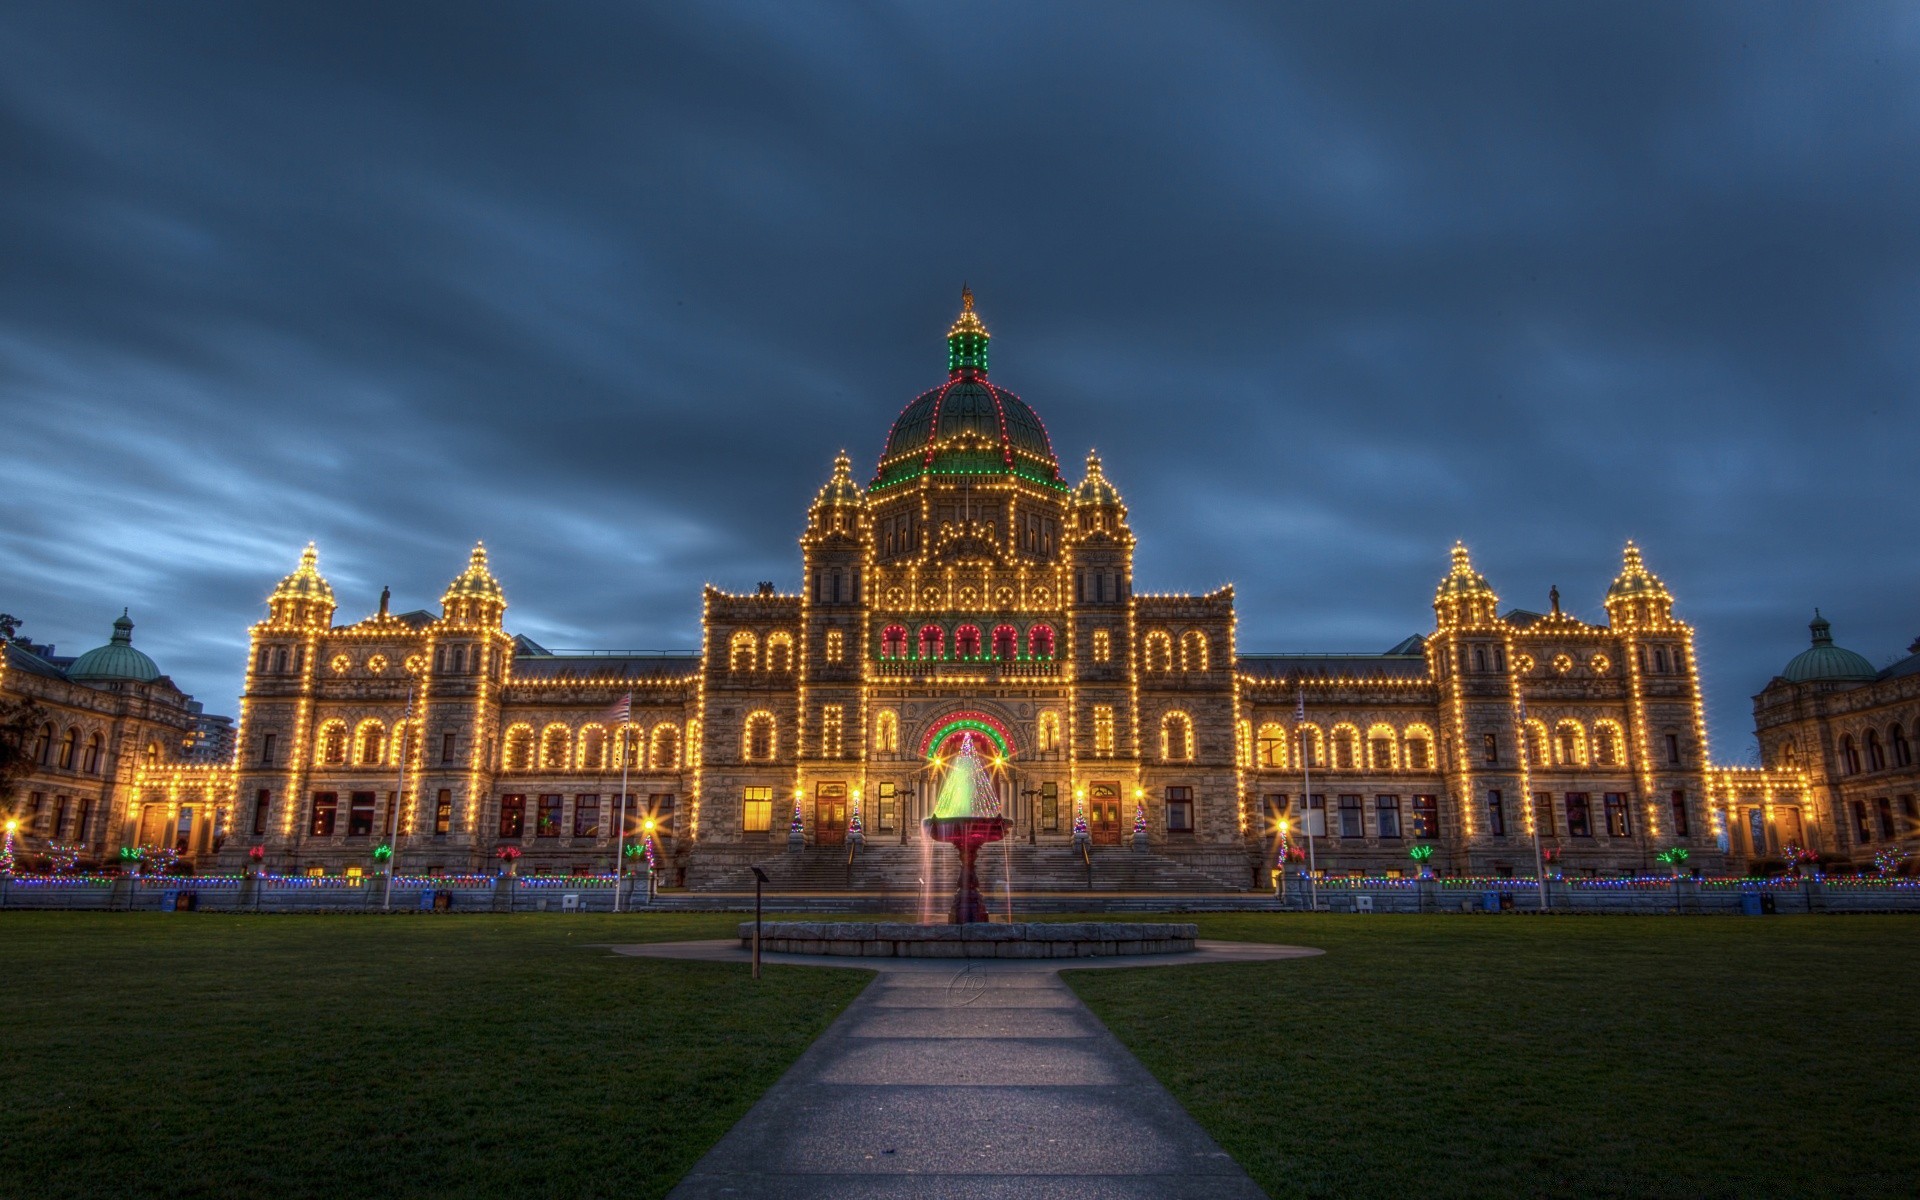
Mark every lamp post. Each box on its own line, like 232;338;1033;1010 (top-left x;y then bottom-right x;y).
751;865;769;979
641;817;657;904
1275;817;1290;902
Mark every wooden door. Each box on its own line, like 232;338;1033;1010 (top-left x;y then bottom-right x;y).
1090;783;1121;845
815;784;847;846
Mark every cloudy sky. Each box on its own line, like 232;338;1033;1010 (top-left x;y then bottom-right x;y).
3;2;1916;756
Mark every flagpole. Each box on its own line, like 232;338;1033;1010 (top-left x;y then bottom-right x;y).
613;720;631;913
1298;688;1317;913
383;680;414;912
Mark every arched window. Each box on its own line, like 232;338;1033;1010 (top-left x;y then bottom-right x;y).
452;646;466;674
355;720;386;767
1840;734;1860;775
34;723;53;764
954;625;982;658
992;625;1018;660
505;725;534;771
319;721;348;766
1027;624;1055;658
651;724;680;771
728;631;758;673
767;632;794;673
1330;724;1359;770
144;741;160;767
275;648;289;672
874;710;900;754
1523;721;1549;767
919;625;944;660
1037;711;1061;752
1593;721;1622;767
1235;719;1252;768
1866;729;1886;772
1180;630;1209;672
613;725;642;770
578;725;607;771
1257;722;1287;769
1297;724;1325;769
1892;725;1912;768
1161;712;1194;761
744;712;776;761
686;719;702;768
58;727;78;770
1366;724;1399;770
1403;725;1434;771
882;625;907;658
1554;719;1588;766
540;724;571;770
1144;631;1173;673
83;732;104;774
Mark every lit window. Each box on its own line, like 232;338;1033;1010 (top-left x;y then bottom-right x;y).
743;786;773;833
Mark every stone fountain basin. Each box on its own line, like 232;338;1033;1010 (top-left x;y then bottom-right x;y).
738;921;1198;959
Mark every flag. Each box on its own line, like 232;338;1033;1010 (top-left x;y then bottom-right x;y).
1294;688;1306;722
608;691;632;725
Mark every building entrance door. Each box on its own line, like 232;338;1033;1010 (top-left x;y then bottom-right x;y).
1089;783;1122;845
815;783;847;846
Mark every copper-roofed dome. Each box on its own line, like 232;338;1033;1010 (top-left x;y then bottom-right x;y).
67;610;161;683
872;288;1064;492
1782;610;1877;683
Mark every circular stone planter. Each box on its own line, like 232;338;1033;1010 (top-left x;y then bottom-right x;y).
738;921;1198;959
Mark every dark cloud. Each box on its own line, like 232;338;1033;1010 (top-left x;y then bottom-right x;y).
2;1;1916;757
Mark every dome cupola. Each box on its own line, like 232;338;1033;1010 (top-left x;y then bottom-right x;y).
871;288;1063;492
441;541;506;626
805;450;867;542
1434;542;1500;629
1781;610;1877;683
267;542;336;628
67;609;162;683
1604;541;1675;627
1073;449;1123;509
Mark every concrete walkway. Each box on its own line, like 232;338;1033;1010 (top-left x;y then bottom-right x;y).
613;940;1320;1198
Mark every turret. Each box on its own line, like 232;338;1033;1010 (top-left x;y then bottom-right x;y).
441;542;506;629
267;543;336;630
1604;541;1675;629
1433;541;1499;631
1070;449;1132;605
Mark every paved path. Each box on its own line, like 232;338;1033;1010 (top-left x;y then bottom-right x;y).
613;940;1319;1198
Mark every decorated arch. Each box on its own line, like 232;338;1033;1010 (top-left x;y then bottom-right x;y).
919;709;1018;761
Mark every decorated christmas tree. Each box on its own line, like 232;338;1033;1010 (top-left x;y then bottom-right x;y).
932;733;1001;818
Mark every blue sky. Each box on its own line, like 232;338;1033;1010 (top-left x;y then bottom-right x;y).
3;2;1917;757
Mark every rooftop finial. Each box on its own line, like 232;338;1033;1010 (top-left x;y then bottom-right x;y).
947;285;990;375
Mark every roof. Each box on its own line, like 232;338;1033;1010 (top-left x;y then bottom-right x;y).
1781;610;1877;684
4;641;69;681
1238;651;1429;681
1879;653;1920;682
510;651;701;682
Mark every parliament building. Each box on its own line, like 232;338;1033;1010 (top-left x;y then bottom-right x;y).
5;292;1915;889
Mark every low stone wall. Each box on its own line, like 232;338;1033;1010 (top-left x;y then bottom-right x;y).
1280;876;1920;915
738;920;1199;958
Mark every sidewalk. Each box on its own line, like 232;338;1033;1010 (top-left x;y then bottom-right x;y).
615;940;1317;1198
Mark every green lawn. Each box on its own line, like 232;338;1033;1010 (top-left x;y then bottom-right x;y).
1064;915;1920;1200
0;913;869;1200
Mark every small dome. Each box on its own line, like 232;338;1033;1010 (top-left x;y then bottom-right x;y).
813;450;866;508
1435;541;1494;601
272;542;335;605
443;542;505;605
1073;450;1122;507
67;610;161;683
1782;610;1876;683
1606;541;1671;603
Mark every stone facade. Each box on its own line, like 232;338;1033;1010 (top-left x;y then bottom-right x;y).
14;293;1899;887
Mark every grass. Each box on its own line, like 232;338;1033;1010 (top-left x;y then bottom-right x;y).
0;913;870;1200
1063;915;1920;1200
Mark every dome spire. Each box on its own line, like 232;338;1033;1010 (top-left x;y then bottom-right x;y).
947;283;990;375
1810;608;1832;646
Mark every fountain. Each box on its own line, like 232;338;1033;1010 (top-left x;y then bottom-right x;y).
922;733;1009;923
738;728;1196;957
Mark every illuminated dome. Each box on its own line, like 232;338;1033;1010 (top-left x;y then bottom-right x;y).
67;610;161;683
1606;541;1671;604
1074;450;1122;507
872;288;1063;492
271;542;335;607
1782;611;1876;683
443;542;505;606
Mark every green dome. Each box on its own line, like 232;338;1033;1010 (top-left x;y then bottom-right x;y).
67;610;161;683
1782;611;1876;683
871;290;1064;493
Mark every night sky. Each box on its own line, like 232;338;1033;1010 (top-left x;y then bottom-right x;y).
4;3;1916;758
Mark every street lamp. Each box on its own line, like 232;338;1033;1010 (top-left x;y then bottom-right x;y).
642;817;657;904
